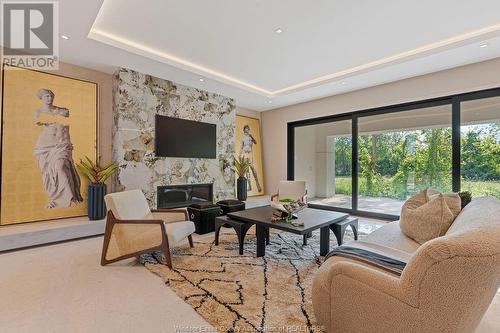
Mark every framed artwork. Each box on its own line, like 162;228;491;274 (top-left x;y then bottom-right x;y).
0;65;97;225
235;115;264;196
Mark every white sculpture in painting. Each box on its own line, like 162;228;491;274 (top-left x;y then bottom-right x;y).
33;88;83;208
240;124;262;192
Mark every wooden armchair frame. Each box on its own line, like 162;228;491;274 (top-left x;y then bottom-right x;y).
101;209;193;269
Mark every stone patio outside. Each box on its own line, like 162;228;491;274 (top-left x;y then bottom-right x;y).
309;194;404;217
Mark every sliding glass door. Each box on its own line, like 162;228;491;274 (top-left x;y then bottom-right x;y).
294;119;352;209
289;87;500;220
460;96;500;198
357;104;452;216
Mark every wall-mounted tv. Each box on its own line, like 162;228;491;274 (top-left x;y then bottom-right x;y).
155;115;217;159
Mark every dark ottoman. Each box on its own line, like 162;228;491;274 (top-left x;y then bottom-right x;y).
187;202;222;235
216;199;246;215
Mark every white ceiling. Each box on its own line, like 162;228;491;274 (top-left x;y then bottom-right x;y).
53;1;500;110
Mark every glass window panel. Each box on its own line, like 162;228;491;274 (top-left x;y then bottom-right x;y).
294;120;352;208
357;104;452;215
460;96;500;198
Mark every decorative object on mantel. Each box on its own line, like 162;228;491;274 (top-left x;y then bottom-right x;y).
270;198;307;224
0;65;97;225
233;155;251;201
76;157;118;220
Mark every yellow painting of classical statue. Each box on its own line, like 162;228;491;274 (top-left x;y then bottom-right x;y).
235;115;264;196
1;65;97;225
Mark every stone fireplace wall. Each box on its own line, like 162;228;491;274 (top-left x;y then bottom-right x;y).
112;68;236;207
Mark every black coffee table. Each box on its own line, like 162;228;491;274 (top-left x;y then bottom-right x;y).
227;206;348;257
214;215;270;255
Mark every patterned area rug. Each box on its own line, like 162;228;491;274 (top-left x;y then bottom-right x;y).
141;224;375;332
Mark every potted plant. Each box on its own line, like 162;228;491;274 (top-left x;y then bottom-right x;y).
233;155;251;201
76;157;118;220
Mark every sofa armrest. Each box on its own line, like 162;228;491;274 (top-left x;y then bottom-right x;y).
313;257;417;332
151;208;189;224
317;257;409;301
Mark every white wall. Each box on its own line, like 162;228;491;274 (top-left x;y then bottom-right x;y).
236;106;261;120
261;58;500;194
294;126;317;197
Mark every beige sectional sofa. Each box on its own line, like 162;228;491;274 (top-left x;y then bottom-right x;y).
312;197;500;333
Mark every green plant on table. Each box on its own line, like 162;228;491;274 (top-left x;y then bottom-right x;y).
279;198;296;222
76;156;118;184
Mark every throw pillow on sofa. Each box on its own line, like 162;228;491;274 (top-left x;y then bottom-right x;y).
428;192;462;219
400;189;460;244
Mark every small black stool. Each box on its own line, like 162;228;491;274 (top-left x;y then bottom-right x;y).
187;202;223;235
216;199;245;215
329;218;359;246
214;215;269;255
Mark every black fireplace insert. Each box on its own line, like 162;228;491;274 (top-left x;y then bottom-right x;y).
157;183;213;209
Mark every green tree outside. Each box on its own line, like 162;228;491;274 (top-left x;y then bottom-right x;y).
334;123;500;200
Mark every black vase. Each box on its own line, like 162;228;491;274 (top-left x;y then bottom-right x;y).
88;183;107;220
236;177;248;201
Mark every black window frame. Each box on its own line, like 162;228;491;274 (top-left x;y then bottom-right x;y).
287;86;500;220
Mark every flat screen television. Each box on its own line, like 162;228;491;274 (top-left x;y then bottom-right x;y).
155;115;217;159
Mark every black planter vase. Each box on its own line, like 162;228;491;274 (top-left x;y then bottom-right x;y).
236;177;248;201
88;183;107;220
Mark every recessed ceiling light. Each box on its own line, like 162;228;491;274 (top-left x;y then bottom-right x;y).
479;43;488;48
341;81;346;85
268;100;273;104
61;35;70;40
274;28;283;34
199;78;204;82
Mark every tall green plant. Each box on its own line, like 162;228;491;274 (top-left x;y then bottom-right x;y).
359;136;384;196
334;136;352;177
76;156;118;184
391;138;411;200
233;155;250;178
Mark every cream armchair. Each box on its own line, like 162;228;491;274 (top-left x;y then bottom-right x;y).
271;180;307;203
312;197;500;333
101;189;195;268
